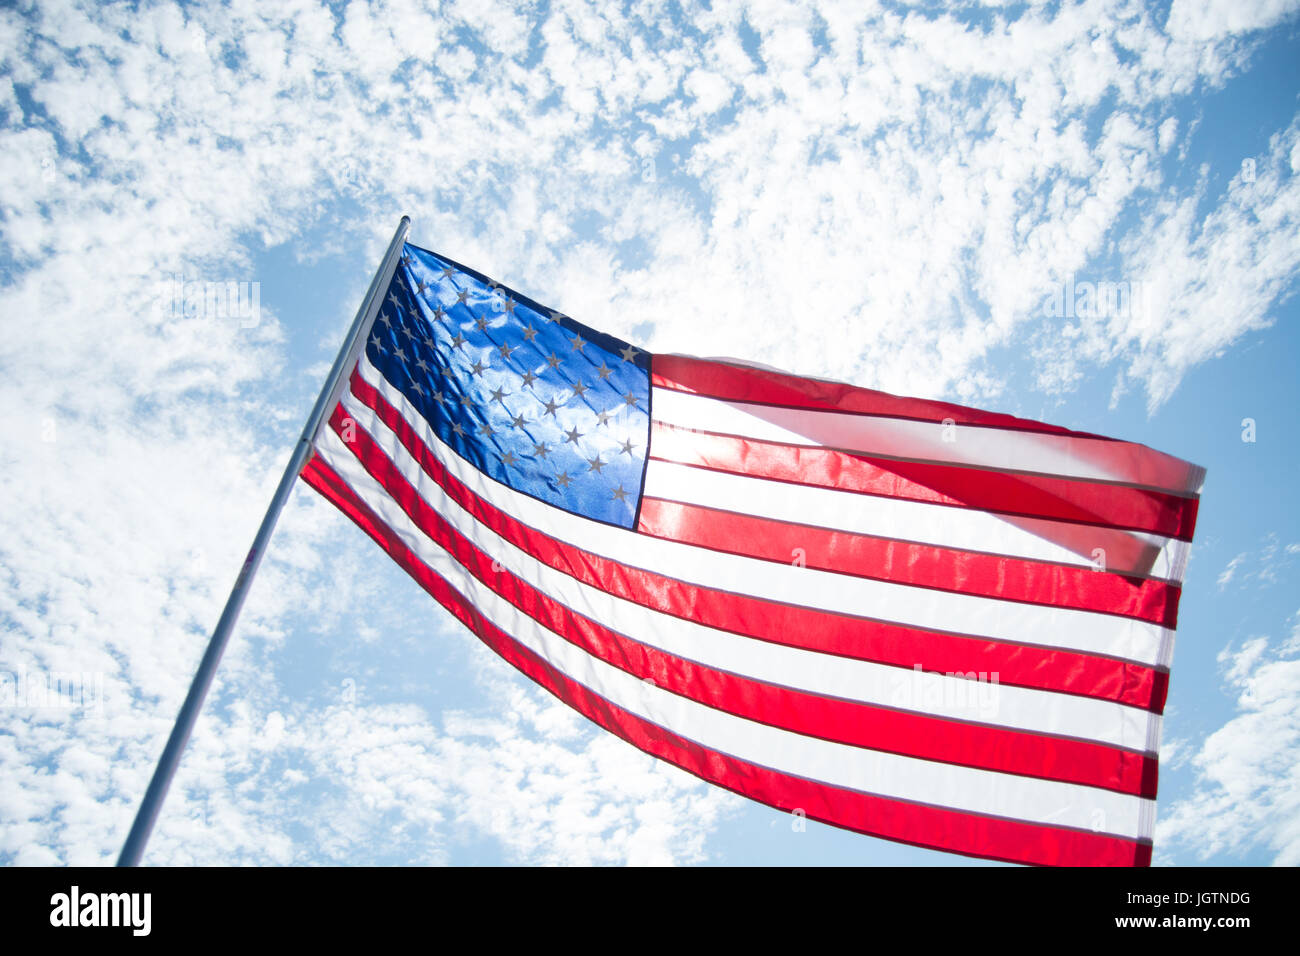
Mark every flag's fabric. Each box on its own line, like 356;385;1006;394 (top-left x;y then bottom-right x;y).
304;241;1205;867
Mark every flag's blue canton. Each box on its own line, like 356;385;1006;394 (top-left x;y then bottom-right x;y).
363;243;651;530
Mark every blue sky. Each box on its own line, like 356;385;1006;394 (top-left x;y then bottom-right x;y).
1;0;1298;866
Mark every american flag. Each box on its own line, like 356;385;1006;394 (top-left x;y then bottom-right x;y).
303;242;1204;867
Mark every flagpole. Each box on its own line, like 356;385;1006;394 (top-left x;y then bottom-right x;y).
116;215;411;867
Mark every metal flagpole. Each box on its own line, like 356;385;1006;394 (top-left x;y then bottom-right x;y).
116;215;411;866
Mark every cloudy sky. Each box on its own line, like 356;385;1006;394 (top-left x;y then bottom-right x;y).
1;0;1298;866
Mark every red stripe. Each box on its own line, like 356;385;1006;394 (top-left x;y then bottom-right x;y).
654;354;1096;436
345;368;1167;715
652;355;1204;495
651;440;1176;582
327;405;1157;797
649;422;1199;542
301;452;1152;866
637;497;1182;628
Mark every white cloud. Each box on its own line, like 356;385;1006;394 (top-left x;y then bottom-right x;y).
1218;552;1247;589
1157;624;1300;865
1166;0;1300;41
1213;534;1300;592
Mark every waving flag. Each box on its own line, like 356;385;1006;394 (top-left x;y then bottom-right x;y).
303;241;1204;867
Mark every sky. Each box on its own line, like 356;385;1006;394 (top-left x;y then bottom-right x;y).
0;0;1298;867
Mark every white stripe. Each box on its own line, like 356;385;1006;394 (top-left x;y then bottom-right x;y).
353;355;1172;667
338;382;1159;753
652;386;1203;495
644;458;1186;582
313;424;1154;841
